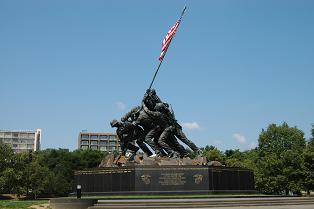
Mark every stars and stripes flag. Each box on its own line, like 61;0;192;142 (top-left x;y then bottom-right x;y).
148;6;186;89
158;20;181;61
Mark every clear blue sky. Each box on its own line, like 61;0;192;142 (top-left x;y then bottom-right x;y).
1;0;313;151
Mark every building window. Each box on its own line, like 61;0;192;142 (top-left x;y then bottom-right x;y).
91;135;98;140
28;133;35;139
27;144;33;149
81;140;89;145
20;133;28;138
24;139;33;144
100;135;109;140
109;142;116;146
99;146;107;151
4;133;12;138
4;139;12;143
81;134;89;140
99;141;107;146
90;140;98;145
90;145;98;150
109;135;116;140
81;145;89;150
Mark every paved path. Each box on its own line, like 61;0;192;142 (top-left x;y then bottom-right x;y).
180;205;314;209
89;197;314;209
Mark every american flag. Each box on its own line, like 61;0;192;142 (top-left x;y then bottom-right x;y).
159;20;180;61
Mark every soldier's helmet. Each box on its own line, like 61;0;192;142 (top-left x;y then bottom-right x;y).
110;119;119;127
147;88;156;96
150;89;156;94
155;103;167;112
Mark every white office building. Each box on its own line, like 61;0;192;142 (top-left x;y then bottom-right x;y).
0;129;41;153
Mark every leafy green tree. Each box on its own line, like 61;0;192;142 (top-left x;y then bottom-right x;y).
225;149;258;171
0;142;14;193
202;145;224;162
0;142;14;172
72;149;105;169
34;148;106;196
0;144;26;195
303;125;314;195
1;168;24;195
256;123;306;195
23;160;51;199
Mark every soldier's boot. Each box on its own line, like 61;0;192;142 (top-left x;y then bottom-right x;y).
180;150;190;158
169;151;180;158
167;136;188;158
158;140;177;158
195;149;202;156
129;152;137;161
127;144;139;161
156;150;167;158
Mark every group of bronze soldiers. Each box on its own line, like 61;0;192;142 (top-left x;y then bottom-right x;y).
110;89;199;160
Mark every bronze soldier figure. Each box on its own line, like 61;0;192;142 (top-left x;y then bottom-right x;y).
121;107;165;156
110;119;152;160
111;88;199;159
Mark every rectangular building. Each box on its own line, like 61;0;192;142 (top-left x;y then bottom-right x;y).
0;129;41;153
78;132;121;152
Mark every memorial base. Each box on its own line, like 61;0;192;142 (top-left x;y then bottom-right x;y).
74;165;255;195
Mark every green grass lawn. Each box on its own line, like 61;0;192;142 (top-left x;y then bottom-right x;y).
0;200;48;209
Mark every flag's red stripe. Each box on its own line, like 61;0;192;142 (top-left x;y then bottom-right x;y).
159;20;180;61
161;21;179;51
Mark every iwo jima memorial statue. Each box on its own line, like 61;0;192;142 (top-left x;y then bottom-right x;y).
74;7;255;195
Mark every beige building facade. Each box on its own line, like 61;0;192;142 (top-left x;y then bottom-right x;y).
78;132;121;152
0;129;41;153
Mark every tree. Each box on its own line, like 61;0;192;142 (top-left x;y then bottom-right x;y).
34;148;106;196
0;142;14;193
0;143;26;195
0;142;14;172
303;125;314;195
256;123;306;195
23;160;51;199
202;146;224;162
225;149;258;171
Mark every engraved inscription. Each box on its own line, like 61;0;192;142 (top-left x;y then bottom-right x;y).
141;174;151;185
158;173;186;186
193;174;203;184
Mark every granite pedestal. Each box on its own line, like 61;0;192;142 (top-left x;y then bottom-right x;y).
74;165;255;195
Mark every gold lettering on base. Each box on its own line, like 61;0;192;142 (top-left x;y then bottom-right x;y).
193;174;203;184
158;173;186;186
141;174;151;185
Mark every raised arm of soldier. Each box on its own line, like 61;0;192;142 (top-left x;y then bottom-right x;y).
121;106;141;122
148;89;162;104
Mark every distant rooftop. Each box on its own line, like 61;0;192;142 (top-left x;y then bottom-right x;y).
79;132;116;135
0;129;41;133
